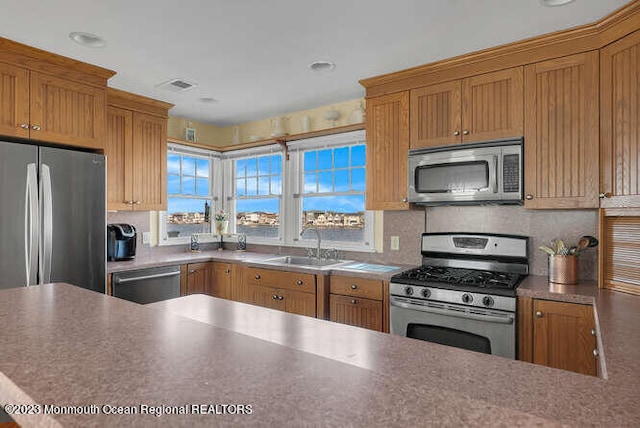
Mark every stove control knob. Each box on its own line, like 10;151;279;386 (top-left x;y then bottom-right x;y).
482;296;494;307
421;288;431;298
404;287;414;296
461;293;473;304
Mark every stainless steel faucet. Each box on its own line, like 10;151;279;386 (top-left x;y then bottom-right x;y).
300;226;322;259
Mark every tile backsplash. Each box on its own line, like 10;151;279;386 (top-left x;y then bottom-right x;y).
108;206;599;280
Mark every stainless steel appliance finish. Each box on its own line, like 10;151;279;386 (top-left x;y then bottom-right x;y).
0;141;106;293
389;233;529;359
112;266;181;304
408;139;523;205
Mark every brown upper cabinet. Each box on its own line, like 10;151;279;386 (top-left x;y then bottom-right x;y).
524;52;599;209
410;67;524;149
365;91;410;210
106;88;172;211
600;29;640;208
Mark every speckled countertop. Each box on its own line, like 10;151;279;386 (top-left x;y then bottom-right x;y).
107;250;409;281
1;281;640;427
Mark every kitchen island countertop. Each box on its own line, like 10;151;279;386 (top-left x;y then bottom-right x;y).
1;282;639;427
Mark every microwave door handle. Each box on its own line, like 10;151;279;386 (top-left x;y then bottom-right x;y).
489;155;498;193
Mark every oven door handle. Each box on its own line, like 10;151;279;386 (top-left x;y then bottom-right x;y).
390;299;514;325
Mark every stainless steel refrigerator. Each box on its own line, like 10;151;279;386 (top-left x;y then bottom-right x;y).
0;141;105;292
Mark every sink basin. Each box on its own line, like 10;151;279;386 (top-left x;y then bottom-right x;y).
262;256;349;268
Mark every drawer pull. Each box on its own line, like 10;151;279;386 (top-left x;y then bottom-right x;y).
350;284;358;290
32;125;41;131
188;269;195;274
20;123;29;130
224;269;230;274
272;294;278;300
351;299;357;304
593;349;599;357
255;274;261;280
278;295;284;300
591;328;596;336
296;279;303;285
535;311;543;318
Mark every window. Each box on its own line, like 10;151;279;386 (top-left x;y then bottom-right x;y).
232;151;283;241
290;130;373;251
160;145;220;245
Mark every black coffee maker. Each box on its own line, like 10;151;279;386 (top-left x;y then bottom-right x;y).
107;224;137;261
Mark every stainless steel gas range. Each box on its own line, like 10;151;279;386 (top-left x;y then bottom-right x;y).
389;232;529;359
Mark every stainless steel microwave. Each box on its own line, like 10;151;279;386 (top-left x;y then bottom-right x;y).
408;139;523;205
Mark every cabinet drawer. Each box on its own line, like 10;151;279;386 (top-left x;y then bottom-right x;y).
244;267;316;293
330;276;383;300
329;294;383;331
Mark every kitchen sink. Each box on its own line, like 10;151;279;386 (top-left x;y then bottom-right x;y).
262;256;350;268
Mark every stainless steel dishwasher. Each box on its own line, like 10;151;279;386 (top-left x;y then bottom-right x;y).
112;265;181;304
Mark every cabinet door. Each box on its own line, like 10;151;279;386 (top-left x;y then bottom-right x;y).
131;112;167;210
533;300;597;376
29;72;106;148
601;30;640;207
186;263;210;295
250;284;284;311
366;92;410;210
329;295;383;331
208;262;232;300
410;80;461;148
0;62;30;139
524;52;599;209
285;290;316;317
462;67;524;142
106;106;134;210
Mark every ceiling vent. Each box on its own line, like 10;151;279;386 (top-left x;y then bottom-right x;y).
155;78;198;93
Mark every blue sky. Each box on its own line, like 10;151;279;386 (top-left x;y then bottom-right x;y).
167;145;366;215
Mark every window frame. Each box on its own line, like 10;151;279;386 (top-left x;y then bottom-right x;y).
159;144;223;246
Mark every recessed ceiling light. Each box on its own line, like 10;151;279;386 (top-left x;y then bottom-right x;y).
69;32;106;48
541;0;576;6
309;60;336;72
199;97;218;104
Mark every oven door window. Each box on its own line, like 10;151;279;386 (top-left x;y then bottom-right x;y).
406;323;491;354
415;161;489;194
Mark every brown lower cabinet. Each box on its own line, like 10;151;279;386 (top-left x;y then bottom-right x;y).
519;297;598;376
245;267;317;317
329;275;385;332
185;262;232;299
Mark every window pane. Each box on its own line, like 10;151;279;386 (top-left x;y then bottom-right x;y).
352;168;366;191
166;197;212;238
351;145;366;167
334;170;349;192
318;171;333;192
318;149;332;170
301;195;365;243
236;178;246;196
168;174;180;195
236;198;280;239
196;159;210;177
168;154;181;174
246;177;257;196
182;157;196;176
182;176;195;195
258;156;270;175
246;158;257;177
334;147;349;168
271;175;282;195
196;178;209;196
271;155;282;174
304;151;316;171
236;159;246;177
304;173;317;193
258;177;270;196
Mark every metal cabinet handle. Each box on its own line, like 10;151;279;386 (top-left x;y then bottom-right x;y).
255;274;261;280
134;200;141;205
462;130;469;135
188;269;195;274
224;269;230;274
31;125;41;131
593;349;599;357
453;130;460;136
525;194;534;200
272;294;278;300
278;295;284;300
296;279;303;285
599;193;611;199
591;328;596;336
351;299;357;304
535;311;543;318
20;123;29;130
125;200;134;205
350;284;358;290
402;198;408;203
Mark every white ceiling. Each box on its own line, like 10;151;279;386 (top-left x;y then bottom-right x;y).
0;0;629;126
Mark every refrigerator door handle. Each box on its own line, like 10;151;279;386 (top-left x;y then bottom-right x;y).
25;163;39;286
40;164;53;284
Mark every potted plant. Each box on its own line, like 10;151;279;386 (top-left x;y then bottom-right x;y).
214;209;229;235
